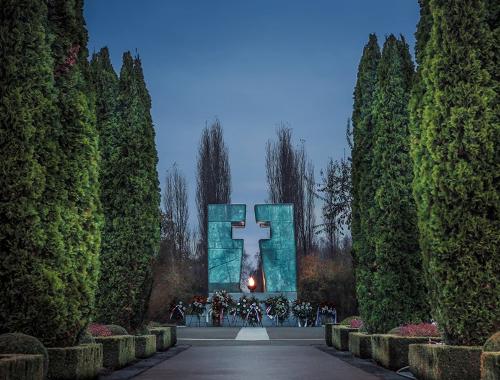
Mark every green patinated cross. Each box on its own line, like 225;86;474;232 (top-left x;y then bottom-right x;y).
207;204;246;292
207;203;296;293
255;204;297;292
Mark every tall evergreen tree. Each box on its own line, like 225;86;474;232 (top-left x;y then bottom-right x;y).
412;0;499;345
366;35;428;333
0;0;101;347
46;0;102;345
96;52;160;332
350;34;380;330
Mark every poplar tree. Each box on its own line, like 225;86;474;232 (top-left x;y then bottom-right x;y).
412;0;499;345
366;35;428;333
350;34;380;330
96;52;160;332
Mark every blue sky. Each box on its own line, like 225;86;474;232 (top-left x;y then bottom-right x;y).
84;0;420;255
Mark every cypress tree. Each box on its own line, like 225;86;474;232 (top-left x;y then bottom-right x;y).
0;0;99;347
47;0;102;345
96;52;160;332
366;35;428;333
412;0;499;345
350;34;381;331
90;47;121;324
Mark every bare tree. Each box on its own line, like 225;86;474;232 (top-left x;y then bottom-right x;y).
196;119;231;291
265;125;316;258
318;155;352;255
163;164;190;260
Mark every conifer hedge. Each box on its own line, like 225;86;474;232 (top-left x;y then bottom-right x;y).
366;35;428;333
350;34;381;334
95;52;160;332
411;0;499;345
0;0;101;347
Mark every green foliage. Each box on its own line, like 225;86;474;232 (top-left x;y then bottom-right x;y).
365;35;428;333
350;34;381;333
340;316;361;326
483;332;500;352
105;325;129;336
95;52;160;332
0;0;99;347
0;333;48;377
411;0;499;345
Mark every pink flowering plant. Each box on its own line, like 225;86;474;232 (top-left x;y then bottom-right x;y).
399;322;440;337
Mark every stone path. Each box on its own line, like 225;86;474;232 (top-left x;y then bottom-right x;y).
129;327;395;380
133;345;380;380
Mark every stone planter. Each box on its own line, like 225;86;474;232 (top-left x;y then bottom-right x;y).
0;354;43;380
371;334;441;370
348;332;372;359
409;344;482;380
148;328;172;351
163;324;177;346
134;335;156;359
481;352;500;380
94;336;135;369
47;344;102;380
332;326;358;351
325;323;334;346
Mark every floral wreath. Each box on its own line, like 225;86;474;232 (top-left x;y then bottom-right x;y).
189;295;207;317
264;295;290;324
236;295;262;326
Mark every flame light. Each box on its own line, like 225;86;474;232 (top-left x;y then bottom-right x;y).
248;276;256;292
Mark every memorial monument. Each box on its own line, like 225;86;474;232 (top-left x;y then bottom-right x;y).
207;203;297;299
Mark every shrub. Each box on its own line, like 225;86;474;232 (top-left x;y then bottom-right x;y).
105;325;129;336
483;332;500;352
88;324;112;337
0;354;44;380
400;323;440;337
0;333;48;378
47;344;103;380
298;253;357;322
350;319;363;329
340;316;361;326
78;331;95;345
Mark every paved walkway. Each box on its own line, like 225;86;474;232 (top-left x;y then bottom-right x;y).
130;327;391;380
134;345;380;380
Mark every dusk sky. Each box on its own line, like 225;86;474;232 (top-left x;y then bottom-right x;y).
84;0;420;255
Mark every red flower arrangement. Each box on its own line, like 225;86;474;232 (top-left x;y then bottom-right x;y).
349;318;364;329
399;323;440;337
87;323;112;337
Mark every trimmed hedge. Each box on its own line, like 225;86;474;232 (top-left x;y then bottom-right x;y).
148;328;172;352
409;344;482;380
481;352;500;380
134;335;156;359
0;334;48;377
164;324;177;346
47;344;102;380
332;326;358;351
0;354;43;380
483;332;500;352
371;334;440;370
348;332;372;359
105;325;128;336
325;323;334;346
94;336;135;369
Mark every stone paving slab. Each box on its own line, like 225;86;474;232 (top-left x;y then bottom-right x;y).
133;346;382;380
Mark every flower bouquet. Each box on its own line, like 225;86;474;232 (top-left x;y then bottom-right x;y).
189;295;207;325
292;300;314;327
210;290;233;326
318;302;337;325
236;295;262;326
264;295;290;326
169;298;187;324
